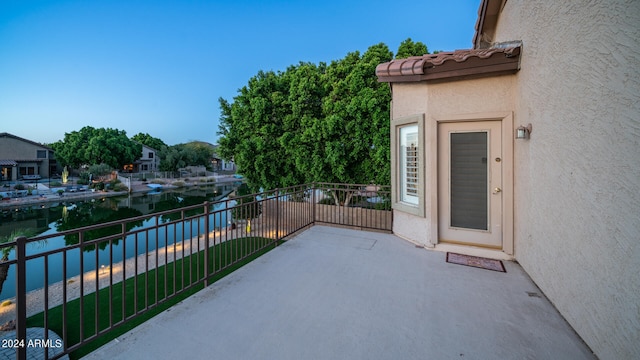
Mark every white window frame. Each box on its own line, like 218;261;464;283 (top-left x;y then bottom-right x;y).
400;125;419;205
391;114;425;217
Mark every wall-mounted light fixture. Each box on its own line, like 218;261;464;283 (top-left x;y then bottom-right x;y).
516;123;532;139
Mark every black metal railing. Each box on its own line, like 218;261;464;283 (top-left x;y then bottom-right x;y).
313;182;392;231
2;182;390;359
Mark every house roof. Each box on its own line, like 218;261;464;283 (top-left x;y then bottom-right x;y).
0;132;53;150
473;0;503;49
0;160;18;166
376;46;521;83
130;141;160;153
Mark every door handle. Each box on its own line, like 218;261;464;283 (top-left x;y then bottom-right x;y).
493;187;502;194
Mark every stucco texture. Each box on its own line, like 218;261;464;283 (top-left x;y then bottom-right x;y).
390;76;516;247
388;1;639;358
0;134;54;178
492;1;640;359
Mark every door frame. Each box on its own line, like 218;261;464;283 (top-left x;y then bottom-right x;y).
438;120;503;247
428;112;514;255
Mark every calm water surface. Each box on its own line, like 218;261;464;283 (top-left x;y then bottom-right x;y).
0;182;243;300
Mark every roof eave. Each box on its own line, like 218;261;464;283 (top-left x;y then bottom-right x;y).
377;49;521;83
473;0;489;48
378;65;519;83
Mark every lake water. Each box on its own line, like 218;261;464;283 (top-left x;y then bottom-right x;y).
0;182;243;300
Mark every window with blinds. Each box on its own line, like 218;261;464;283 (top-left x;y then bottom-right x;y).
400;125;419;205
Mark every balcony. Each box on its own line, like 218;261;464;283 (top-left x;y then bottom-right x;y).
1;183;594;359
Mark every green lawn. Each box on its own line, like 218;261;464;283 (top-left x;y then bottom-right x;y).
26;236;281;359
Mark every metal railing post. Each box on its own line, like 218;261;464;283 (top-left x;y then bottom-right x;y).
275;188;279;243
312;182;316;225
16;236;27;360
3;182;393;360
204;201;210;286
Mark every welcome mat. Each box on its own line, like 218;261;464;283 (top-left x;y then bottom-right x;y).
446;252;506;272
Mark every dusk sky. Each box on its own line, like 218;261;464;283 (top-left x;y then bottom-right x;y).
1;0;480;146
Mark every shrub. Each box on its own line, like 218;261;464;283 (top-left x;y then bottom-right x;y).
288;193;308;203
14;184;25;190
318;197;335;205
87;163;112;177
113;184;128;192
172;181;185;187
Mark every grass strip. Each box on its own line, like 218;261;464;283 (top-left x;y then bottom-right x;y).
26;236;281;359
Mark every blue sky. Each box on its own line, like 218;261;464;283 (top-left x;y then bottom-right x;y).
0;0;480;146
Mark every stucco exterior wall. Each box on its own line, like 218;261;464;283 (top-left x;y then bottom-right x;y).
491;1;640;358
0;136;46;160
140;145;159;171
390;76;516;245
0;135;53;178
391;84;430;244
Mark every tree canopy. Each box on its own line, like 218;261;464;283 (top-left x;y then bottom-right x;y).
158;141;214;171
217;38;428;190
395;38;429;59
131;132;167;150
52;126;142;169
130;133;214;172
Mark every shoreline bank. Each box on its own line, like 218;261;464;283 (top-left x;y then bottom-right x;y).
0;175;242;210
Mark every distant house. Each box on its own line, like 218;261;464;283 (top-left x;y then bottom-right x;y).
376;0;639;359
136;144;160;173
124;144;160;173
0;132;57;181
211;145;235;172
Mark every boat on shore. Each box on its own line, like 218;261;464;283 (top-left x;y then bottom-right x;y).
146;184;163;191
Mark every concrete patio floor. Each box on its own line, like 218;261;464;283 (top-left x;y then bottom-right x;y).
84;225;595;360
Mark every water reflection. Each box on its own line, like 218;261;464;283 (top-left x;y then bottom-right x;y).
0;182;240;300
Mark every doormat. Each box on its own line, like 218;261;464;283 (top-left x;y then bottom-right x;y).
446;252;506;272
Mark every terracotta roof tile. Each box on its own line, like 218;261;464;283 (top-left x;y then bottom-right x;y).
376;46;521;83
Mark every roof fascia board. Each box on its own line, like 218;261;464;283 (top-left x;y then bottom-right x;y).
377;63;519;83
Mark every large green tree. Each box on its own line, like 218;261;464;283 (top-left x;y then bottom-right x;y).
218;67;304;189
395;38;428;58
158;141;214;172
52;126;141;169
308;43;394;186
131;132;167;150
185;141;215;168
159;145;189;171
280;62;327;185
217;39;428;193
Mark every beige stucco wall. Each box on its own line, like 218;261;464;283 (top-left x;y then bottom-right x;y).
140;144;159;171
490;1;640;359
0;136;45;160
388;1;639;357
390;76;516;246
0;135;53;178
